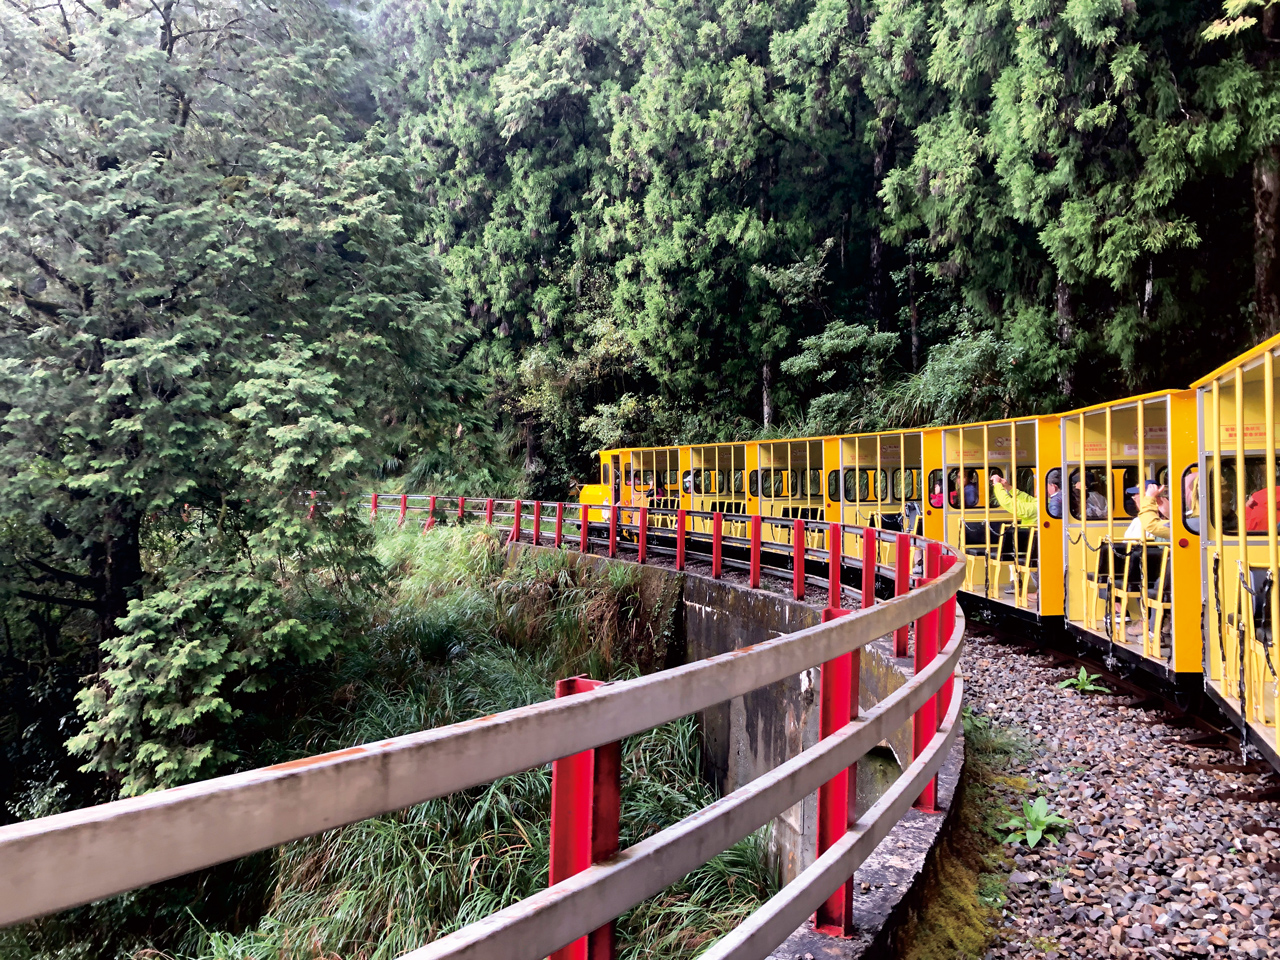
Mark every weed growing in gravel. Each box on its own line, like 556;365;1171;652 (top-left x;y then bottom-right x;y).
998;796;1072;848
896;707;1028;960
1057;666;1110;693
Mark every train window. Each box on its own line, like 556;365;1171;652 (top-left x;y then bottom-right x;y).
785;470;797;497
809;468;822;497
1068;468;1109;521
602;464;610;485
682;470;692;494
1208;457;1280;535
1118;466;1140;517
1016;467;1036;497
893;469;917;501
983;468;1002;508
876;469;888;501
624;464;632;484
1182;465;1200;535
693;470;704;495
927;469;943;507
843;469;869;502
733;470;744;495
949;468;981;509
749;470;759;497
828;470;840;501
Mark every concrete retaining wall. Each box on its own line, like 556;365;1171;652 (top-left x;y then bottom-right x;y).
507;544;916;885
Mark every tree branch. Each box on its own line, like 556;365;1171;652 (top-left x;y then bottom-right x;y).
16;590;98;611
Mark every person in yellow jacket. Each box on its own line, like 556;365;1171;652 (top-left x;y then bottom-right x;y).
988;471;1039;601
990;471;1038;524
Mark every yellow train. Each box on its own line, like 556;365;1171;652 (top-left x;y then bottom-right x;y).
578;336;1280;768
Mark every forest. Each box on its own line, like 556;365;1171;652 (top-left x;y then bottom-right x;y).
1;0;1278;956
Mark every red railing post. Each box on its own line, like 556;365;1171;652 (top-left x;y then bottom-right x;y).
533;501;542;546
424;495;437;532
862;528;877;609
925;540;941;579
815;604;855;936
399;494;408;527
676;508;687;570
793;518;805;600
912;577;940;813
550;677;621;960
580;504;590;553
749;515;761;588
307;491;316;520
638;507;648;564
485;498;495;525
458;496;466;523
370;490;378;523
894;533;912;657
828;522;842;609
712;512;723;578
608;504;618;558
509;500;522;545
555;502;565;547
937;553;958;725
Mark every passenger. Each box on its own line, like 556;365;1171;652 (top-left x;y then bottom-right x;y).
990;471;1038;524
1184;469;1200;519
1243;485;1280;532
1046;468;1063;519
964;469;979;508
1122;483;1170;540
1074;477;1108;520
930;480;943;508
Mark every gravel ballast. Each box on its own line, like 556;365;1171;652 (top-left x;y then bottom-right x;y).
963;636;1280;958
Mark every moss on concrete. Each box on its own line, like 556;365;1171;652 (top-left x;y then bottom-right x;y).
893;711;1028;960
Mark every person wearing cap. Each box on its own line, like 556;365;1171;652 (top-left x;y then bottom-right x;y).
1123;482;1170;541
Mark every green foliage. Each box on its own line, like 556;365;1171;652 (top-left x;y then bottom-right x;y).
0;0;482;797
1057;666;1112;693
998;796;1072;849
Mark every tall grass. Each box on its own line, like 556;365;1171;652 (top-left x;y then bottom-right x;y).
194;524;774;960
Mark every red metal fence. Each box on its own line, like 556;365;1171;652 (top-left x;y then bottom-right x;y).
1;494;965;960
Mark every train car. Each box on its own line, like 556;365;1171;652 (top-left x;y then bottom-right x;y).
919;416;1063;626
1193;334;1280;765
1058;390;1202;692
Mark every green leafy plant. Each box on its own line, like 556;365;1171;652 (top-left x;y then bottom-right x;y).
999;797;1072;848
1057;667;1111;693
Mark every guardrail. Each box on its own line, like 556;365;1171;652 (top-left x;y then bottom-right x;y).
1;494;965;960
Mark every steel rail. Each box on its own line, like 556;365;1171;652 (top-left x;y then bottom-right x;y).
402;622;964;960
0;559;962;927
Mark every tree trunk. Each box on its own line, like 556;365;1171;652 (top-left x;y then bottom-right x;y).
868;119;893;331
93;510;144;642
1255;143;1280;338
1056;278;1074;400
908;250;920;373
762;358;773;427
1141;257;1154;323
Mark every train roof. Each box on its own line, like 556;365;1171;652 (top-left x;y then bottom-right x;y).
1191;331;1280;388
